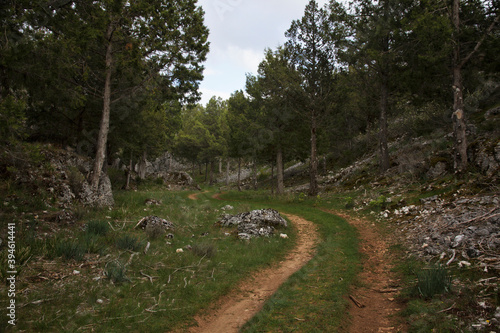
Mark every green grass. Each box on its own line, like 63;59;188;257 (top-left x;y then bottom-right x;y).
2;188;305;332
216;191;361;332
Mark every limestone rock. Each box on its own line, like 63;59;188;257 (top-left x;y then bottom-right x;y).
216;209;288;239
135;216;174;231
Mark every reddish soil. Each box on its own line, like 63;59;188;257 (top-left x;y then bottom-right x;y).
187;191;207;200
184;213;319;333
187;193;404;332
327;210;406;333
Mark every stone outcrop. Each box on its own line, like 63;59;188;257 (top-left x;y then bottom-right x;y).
134;151;189;179
11;145;114;208
216;209;288;240
135;216;175;233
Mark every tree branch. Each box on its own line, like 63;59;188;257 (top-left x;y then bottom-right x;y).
459;14;499;69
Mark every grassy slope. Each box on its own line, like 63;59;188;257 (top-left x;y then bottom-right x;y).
1;185;364;332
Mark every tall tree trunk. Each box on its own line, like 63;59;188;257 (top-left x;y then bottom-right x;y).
309;111;318;196
252;159;258;190
379;73;390;172
138;151;147;179
271;160;275;195
237;157;242;192
91;21;115;189
452;0;467;173
204;162;208;182
226;159;230;186
219;158;222;174
125;154;132;190
276;146;284;195
209;161;214;185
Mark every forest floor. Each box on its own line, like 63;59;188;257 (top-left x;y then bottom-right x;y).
184;191;405;332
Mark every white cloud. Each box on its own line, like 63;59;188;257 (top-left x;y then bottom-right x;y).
197;0;332;104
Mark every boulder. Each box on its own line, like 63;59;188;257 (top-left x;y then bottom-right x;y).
135;216;174;231
216;209;288;239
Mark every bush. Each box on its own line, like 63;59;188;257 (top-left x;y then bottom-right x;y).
104;261;129;283
56;239;85;261
191;243;217;258
81;233;106;254
116;234;143;252
416;265;451;299
0;95;27;144
86;220;109;236
145;222;166;240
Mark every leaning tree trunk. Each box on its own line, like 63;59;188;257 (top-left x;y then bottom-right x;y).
91;22;115;190
308;111;318;196
276;146;284;195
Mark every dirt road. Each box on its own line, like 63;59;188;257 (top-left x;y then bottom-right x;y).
186;213;319;333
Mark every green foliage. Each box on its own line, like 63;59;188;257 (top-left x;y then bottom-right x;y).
0;95;27;144
104;261;129;284
345;196;355;209
416;265;451;299
191;242;217;258
85;220;109;236
56;239;85;261
116;234;143;252
81;233;106;255
368;195;387;211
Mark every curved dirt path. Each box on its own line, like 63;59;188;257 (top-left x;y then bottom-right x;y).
185;210;319;332
188;192;403;332
324;210;406;333
188;191;207;200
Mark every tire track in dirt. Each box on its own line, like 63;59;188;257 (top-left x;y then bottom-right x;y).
187;191;207;200
185;193;319;333
322;209;406;333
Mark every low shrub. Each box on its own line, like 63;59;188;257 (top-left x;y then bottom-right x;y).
104;261;129;284
416;265;451;298
56;239;85;261
191;242;217;258
116;234;143;252
86;220;109;236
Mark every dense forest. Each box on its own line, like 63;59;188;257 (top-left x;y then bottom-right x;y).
1;0;499;195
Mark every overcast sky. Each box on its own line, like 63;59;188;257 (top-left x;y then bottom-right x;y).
196;0;330;105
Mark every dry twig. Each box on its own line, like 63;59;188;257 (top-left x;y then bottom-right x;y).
349;295;365;308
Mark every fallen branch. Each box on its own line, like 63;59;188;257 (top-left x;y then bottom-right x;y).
349;295;365;308
373;288;399;294
19;298;53;308
446;249;456;266
107;221;116;231
127;252;138;266
140;271;157;284
438;303;456;313
453;208;499;228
